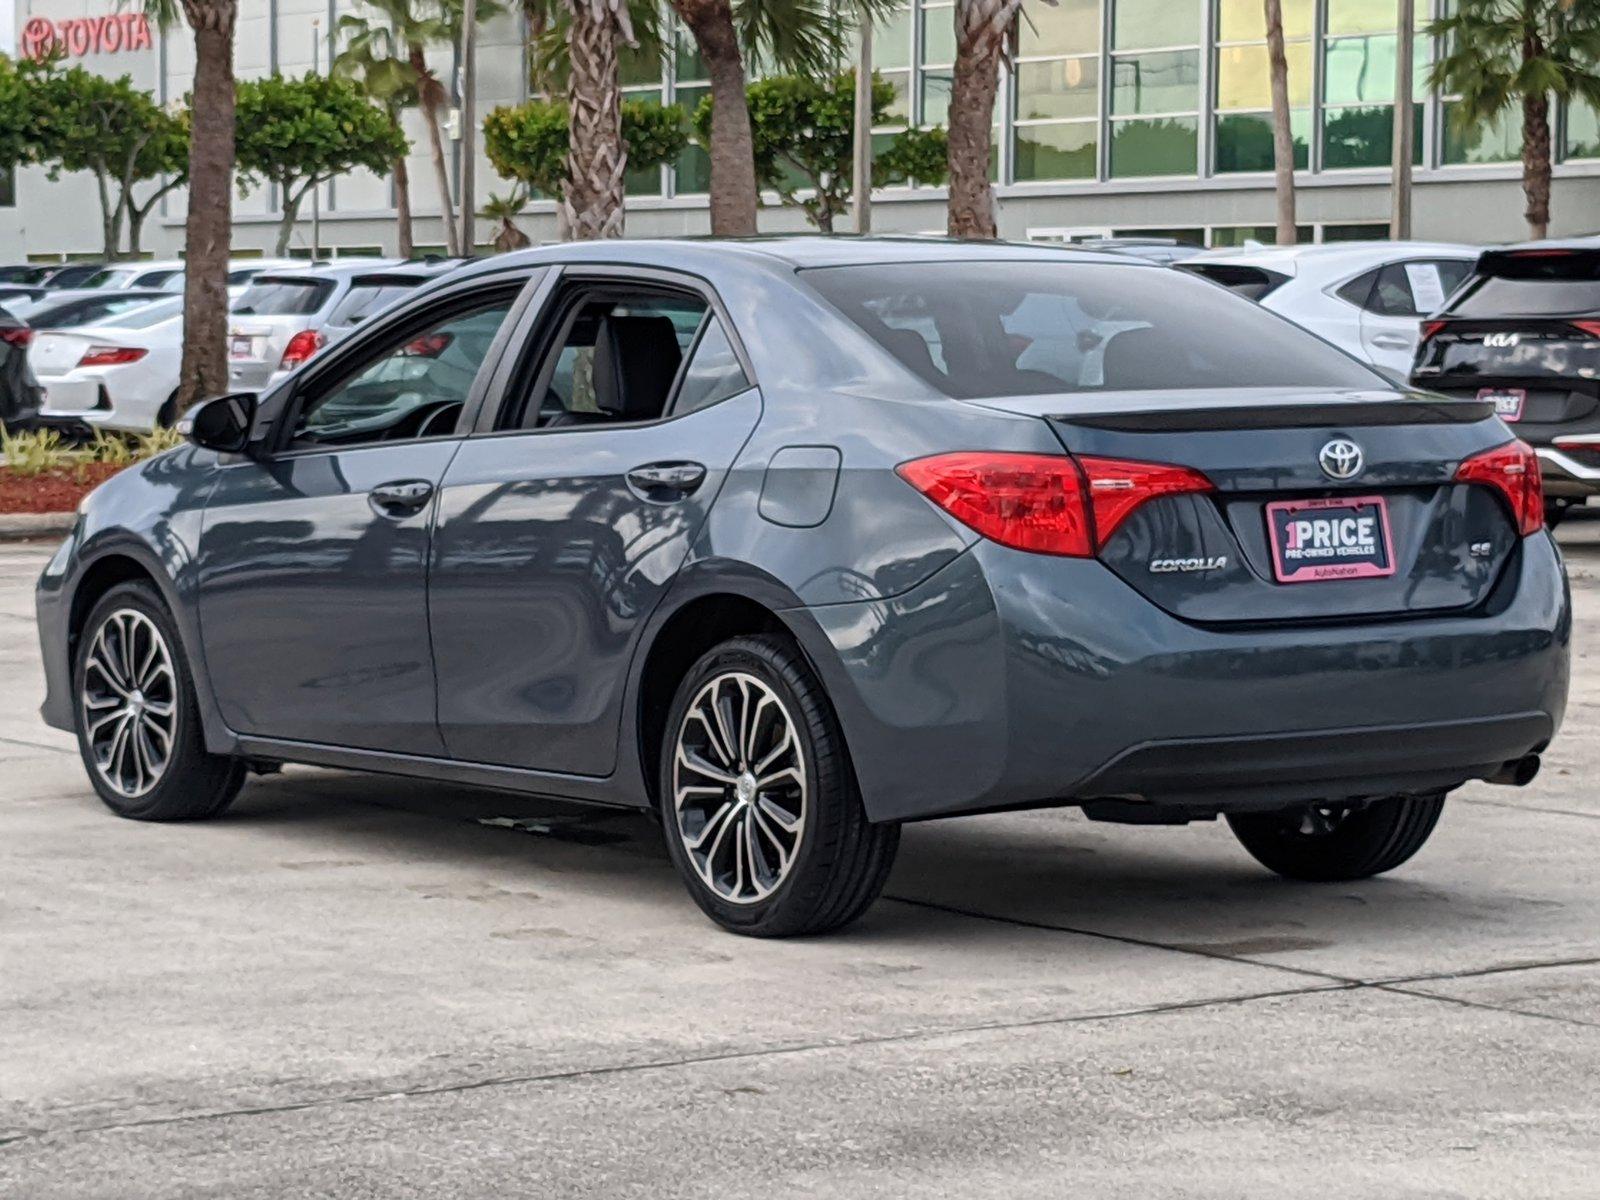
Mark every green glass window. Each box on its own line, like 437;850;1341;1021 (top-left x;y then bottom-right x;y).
880;71;912;124
921;3;955;65
1322;104;1424;168
1565;99;1599;160
1441;101;1521;165
1326;0;1423;37
1019;0;1100;57
1014;121;1098;180
873;6;913;71
673;84;710;193
619;46;663;88
1324;34;1396;106
921;70;953;125
1216;41;1313;110
1110;115;1198;176
674;31;705;82
1214;110;1310;172
1110;50;1200;115
1321;222;1391;242
1209;223;1314;246
1112;0;1199;50
1016;56;1099;121
1217;0;1312;42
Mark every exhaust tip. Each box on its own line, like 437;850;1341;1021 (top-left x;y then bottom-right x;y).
1487;754;1541;788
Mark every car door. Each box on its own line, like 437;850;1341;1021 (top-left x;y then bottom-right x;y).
1357;258;1475;376
194;281;524;753
428;270;761;775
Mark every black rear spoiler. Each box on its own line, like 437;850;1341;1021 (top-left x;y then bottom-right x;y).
1056;398;1494;432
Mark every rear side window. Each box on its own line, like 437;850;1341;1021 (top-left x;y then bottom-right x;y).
233;278;335;316
672;317;750;415
1179;263;1291;301
131;268;180;288
326;281;422;329
805;261;1380;398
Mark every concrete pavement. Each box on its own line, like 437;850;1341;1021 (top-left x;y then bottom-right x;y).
1;529;1597;1198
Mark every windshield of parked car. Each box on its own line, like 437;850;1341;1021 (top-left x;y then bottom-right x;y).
803;260;1383;397
232;278;335;316
82;268;138;288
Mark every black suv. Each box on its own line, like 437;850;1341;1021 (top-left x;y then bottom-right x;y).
1410;238;1600;524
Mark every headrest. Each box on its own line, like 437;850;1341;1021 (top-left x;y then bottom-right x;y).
592;314;683;419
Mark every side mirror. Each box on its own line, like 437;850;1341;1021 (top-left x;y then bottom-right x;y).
179;392;258;454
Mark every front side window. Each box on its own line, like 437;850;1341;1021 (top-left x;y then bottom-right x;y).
292;299;515;449
806;260;1381;398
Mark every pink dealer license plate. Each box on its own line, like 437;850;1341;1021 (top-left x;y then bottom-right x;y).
1265;495;1396;584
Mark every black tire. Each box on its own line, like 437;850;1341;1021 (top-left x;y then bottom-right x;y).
659;634;899;937
1227;794;1445;882
73;581;246;821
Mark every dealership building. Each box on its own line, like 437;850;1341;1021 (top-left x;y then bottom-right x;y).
3;0;1599;262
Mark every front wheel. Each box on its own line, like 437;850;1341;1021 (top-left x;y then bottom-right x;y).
73;582;246;821
660;634;899;937
1227;794;1445;882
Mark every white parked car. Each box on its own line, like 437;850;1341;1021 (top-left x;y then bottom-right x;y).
226;261;401;391
77;256;309;294
30;296;188;432
1179;242;1479;381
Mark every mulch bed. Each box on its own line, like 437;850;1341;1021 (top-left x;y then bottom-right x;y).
0;463;126;514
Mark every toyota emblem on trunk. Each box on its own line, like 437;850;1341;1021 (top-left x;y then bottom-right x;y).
1319;439;1364;480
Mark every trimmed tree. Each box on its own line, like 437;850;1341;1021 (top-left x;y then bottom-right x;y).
484;97;686;232
692;71;947;231
235;73;408;256
1429;0;1600;239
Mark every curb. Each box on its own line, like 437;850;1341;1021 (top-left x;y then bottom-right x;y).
0;512;76;542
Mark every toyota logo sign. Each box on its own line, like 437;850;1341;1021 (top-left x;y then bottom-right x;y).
1319;439;1364;481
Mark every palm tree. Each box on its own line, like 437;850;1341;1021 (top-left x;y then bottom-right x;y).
145;0;236;409
1264;0;1296;244
946;0;1018;238
671;0;878;236
338;0;473;256
333;7;423;255
1429;0;1600;239
564;0;635;238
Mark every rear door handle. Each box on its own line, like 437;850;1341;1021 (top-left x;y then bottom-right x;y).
370;479;435;515
1371;333;1412;349
626;461;706;500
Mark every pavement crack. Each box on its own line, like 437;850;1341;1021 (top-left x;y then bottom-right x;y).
0;734;73;756
1375;984;1600;1030
3;980;1351;1148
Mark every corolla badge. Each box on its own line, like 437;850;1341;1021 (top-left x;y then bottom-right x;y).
1319;438;1364;481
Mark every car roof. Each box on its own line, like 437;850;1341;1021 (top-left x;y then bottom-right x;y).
1493;235;1600;253
452;236;1145;284
247;259;406;285
22;288;169;315
1184;240;1481;280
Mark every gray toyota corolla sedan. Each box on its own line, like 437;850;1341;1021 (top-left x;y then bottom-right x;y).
35;238;1569;937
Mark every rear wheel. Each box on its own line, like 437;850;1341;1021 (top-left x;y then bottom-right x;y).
660;634;899;937
1227;794;1445;882
73;582;246;821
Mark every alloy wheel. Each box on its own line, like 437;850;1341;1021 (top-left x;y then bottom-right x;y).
79;608;176;799
672;671;807;905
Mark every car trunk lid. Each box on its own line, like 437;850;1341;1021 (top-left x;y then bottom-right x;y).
962;387;1524;625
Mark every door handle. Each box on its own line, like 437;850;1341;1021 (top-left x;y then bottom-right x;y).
626;461;706;500
1371;333;1412;349
369;479;436;515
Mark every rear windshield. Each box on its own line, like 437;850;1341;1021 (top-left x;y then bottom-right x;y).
325;280;421;328
233;278;335;316
1448;249;1600;317
82;268;137;288
804;261;1379;397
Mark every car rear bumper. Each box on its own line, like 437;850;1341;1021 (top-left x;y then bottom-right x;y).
802;535;1570;824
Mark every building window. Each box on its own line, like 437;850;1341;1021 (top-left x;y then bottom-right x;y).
1567;99;1600;161
1319;0;1428;170
1013;0;1099;181
620;43;666;197
1213;0;1311;172
1110;0;1202;177
1440;99;1521;165
672;27;710;195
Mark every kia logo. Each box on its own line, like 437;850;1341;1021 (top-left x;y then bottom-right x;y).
1319;439;1364;481
1484;332;1520;348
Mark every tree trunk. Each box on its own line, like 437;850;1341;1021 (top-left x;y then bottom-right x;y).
673;0;758;236
1521;89;1551;239
127;205;147;259
947;0;1016;239
1264;0;1296;245
275;191;303;257
176;3;237;411
95;171;125;260
563;0;631;239
393;152;415;258
414;48;460;257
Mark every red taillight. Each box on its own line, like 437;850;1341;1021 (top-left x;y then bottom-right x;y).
279;329;325;369
1455;439;1543;537
77;345;146;367
1569;320;1600;339
0;327;32;347
1420;319;1449;342
398;331;453;358
895;451;1212;557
